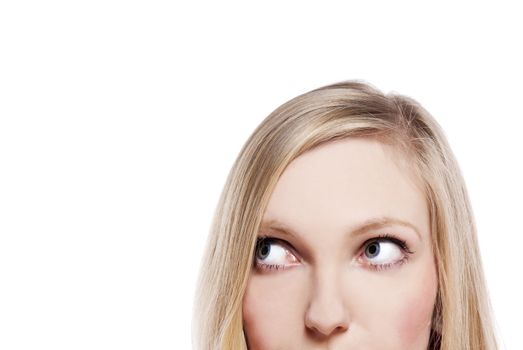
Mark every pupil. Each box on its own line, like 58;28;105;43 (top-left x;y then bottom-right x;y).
258;242;270;259
366;242;380;257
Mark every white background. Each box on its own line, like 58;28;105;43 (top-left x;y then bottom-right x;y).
0;1;521;349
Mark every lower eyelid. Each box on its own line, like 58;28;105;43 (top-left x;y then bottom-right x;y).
366;255;409;271
255;236;411;272
358;240;408;266
257;263;280;270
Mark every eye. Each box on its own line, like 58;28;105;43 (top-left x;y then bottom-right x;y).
360;234;413;271
254;237;300;271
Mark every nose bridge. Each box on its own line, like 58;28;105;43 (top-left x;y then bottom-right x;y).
305;261;350;337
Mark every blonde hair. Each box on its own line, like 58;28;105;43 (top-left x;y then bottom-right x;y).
192;80;499;350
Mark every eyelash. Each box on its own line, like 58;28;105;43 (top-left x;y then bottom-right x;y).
253;235;292;272
365;233;412;271
253;234;415;272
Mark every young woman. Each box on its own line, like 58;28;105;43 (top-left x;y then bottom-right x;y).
192;80;499;349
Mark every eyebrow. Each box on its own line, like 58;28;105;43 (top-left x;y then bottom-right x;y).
259;216;422;241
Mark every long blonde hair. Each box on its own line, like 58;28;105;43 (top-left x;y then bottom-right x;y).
192;80;499;350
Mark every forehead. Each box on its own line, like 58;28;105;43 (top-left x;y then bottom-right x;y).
262;137;428;239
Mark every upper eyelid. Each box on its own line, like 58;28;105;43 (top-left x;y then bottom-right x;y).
368;235;415;254
364;235;404;248
378;234;415;254
255;237;302;263
254;236;412;273
256;236;296;254
256;234;412;260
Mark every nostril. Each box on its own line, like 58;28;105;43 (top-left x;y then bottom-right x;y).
305;316;349;340
306;323;349;341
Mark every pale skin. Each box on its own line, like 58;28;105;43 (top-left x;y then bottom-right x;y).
242;137;438;349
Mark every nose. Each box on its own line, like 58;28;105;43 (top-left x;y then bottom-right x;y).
304;268;350;339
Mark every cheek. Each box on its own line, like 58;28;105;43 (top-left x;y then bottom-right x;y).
242;273;306;349
357;258;438;348
397;262;438;347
